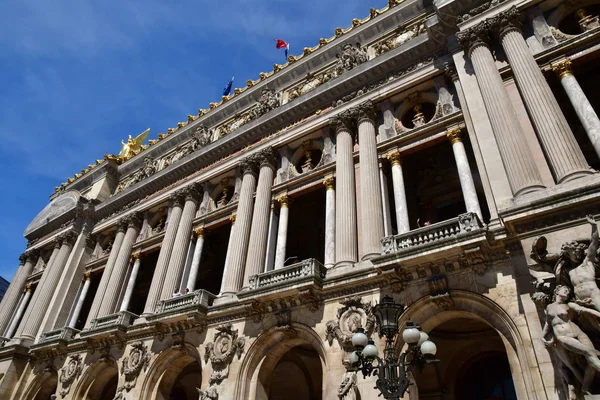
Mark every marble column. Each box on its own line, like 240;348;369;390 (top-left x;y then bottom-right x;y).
552;58;600;159
355;101;385;259
264;204;278;272
142;192;184;316
18;231;76;342
490;7;592;183
380;165;393;237
244;148;276;287
5;285;32;339
219;214;237;295
456;23;545;196
97;213;142;317
0;251;38;336
85;223;126;327
68;273;92;328
119;253;141;312
387;151;410;234
323;177;336;268
221;158;258;294
273;195;290;270
161;184;202;299
186;227;205;291
447;128;483;220
332;111;358;266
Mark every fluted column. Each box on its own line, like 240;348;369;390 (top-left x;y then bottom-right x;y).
97;213;142;317
68;273;92;328
552;58;600;158
119;254;141;312
387;151;410;234
0;251;38;335
221;158;258;294
490;7;592;183
219;214;237;295
355;101;385;259
273;195;290;270
161;185;202;299
323;177;336;268
447;128;483;220
18;231;76;342
244;148;276;287
142;193;185;316
457;23;545;196
85;223;126;327
332;111;358;266
186;227;205;291
5;285;32;339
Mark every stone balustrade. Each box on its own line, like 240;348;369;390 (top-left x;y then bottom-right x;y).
154;290;215;314
37;327;79;343
247;258;327;291
90;311;137;330
381;212;484;255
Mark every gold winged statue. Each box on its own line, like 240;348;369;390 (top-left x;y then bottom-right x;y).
116;128;150;161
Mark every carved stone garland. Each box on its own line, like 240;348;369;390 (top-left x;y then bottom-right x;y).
325;296;376;350
59;354;83;397
121;341;151;392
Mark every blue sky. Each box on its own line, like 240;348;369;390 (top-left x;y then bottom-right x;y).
0;0;384;281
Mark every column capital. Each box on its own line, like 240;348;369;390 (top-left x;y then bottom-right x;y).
446;127;463;144
444;62;458;81
256;147;277;170
132;252;142;262
240;156;259;176
352;100;377;124
59;230;78;246
169;190;185;207
84;272;92;280
456;21;492;56
181;183;202;204
117;217;129;233
52;236;63;249
330;109;356;133
277;194;290;207
124;212;144;229
488;6;521;38
551;58;573;79
323;176;335;190
386;150;402;166
25;283;32;292
229;213;237;225
194;227;206;238
19;253;28;265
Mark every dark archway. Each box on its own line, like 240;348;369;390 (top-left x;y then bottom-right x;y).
155;357;202;400
455;352;517;400
74;360;118;400
268;344;322;400
26;369;58;400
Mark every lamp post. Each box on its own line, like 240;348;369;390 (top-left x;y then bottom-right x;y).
349;295;438;399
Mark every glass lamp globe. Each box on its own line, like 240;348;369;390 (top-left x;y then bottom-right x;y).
362;340;379;359
418;331;429;346
420;340;437;356
352;328;369;349
402;322;421;345
349;351;360;365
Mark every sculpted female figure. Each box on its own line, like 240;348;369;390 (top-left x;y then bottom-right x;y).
542;285;600;380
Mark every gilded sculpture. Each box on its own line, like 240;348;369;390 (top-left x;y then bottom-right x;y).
116;128;150;161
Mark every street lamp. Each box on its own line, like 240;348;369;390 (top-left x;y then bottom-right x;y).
349;295;438;400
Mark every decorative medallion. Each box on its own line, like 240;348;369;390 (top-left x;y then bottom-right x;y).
204;324;245;385
325;296;375;350
59;354;83;397
122;341;151;391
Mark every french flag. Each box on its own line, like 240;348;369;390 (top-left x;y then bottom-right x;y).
275;39;290;59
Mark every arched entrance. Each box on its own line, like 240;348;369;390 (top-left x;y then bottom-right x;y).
413;318;517;400
235;324;327;400
140;345;202;400
23;369;58;400
73;360;118;400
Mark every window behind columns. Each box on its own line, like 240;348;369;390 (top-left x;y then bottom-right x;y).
549;59;600;170
286;186;326;265
195;222;231;295
127;250;159;316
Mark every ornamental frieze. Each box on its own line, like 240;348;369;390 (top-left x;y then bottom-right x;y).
325;296;376;350
334;43;368;76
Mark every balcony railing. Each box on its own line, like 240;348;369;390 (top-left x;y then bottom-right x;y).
154;289;215;314
381;212;485;255
248;258;327;290
38;327;79;343
90;310;137;330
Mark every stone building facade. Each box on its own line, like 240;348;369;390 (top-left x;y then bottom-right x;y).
1;0;600;398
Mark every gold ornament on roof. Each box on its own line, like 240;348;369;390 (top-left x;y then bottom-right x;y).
117;128;150;161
